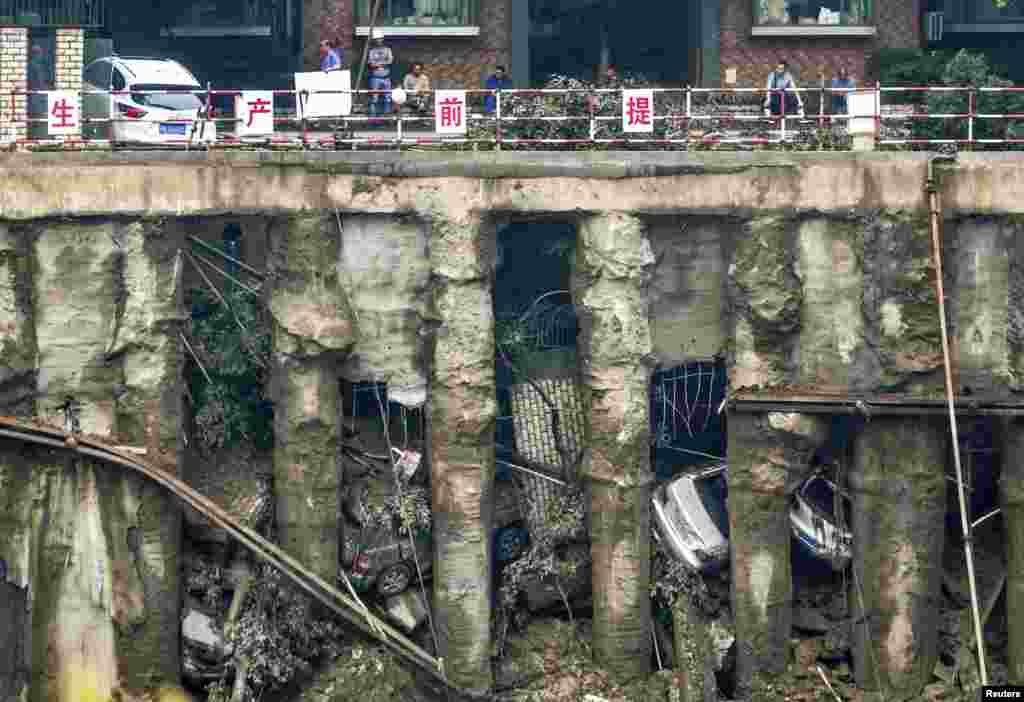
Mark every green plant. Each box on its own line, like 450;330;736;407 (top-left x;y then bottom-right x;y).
919;49;1024;147
186;284;274;453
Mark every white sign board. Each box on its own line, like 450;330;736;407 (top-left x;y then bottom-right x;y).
47;91;80;136
622;89;654;133
434;90;467;135
295;70;352;120
235;91;275;137
848;90;877;136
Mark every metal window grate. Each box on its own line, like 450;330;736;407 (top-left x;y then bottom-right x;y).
0;0;105;27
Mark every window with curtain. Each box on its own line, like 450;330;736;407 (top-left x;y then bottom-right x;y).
754;0;872;25
355;0;478;25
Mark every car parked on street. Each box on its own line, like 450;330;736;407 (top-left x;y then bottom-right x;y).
82;56;212;145
652;463;853;573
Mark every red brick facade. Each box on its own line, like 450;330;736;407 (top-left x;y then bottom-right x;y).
310;0;511;89
719;0;921;91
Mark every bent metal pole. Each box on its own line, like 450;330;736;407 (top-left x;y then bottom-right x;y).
927;155;988;685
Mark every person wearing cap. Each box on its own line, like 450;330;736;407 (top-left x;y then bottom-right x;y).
367;29;394;117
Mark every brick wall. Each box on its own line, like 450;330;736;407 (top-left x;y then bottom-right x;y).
313;0;510;89
0;27;27;143
719;0;921;92
54;28;83;92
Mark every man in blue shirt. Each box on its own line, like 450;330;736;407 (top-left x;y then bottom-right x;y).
484;65;512;115
830;67;856;116
320;40;342;72
367;29;394;117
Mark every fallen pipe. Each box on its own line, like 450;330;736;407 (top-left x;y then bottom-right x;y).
926;154;989;686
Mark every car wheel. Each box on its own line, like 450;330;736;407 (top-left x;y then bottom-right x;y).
495;526;529;563
376;562;413;597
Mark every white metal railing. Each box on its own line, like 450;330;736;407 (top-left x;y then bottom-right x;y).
3;84;1024;150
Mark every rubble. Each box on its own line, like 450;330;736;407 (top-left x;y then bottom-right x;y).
383;589;430;633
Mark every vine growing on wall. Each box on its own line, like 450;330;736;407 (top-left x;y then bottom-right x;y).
185;284;274;454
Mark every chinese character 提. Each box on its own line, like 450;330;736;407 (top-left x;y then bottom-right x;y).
626;95;651;126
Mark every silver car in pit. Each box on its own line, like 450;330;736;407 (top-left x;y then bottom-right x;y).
653;463;853;572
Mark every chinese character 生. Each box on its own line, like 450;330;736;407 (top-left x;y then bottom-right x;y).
50;98;76;129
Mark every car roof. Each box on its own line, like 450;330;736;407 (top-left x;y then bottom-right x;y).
88;57;200;87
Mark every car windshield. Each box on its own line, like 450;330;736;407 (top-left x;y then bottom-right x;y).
130;84;202;111
695;473;729;538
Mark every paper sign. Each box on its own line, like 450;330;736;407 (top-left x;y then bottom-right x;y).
434;90;467;135
623;89;654;133
295;70;352;119
47;91;80;136
236;91;274;136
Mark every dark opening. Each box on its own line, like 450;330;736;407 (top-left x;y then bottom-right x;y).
222;223;244;276
650;358;728;481
341;380;425;445
126;526;141;552
0;556;7;581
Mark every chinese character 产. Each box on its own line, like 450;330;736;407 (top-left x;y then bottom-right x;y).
246;97;271;127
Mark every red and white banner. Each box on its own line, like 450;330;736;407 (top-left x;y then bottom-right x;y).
435;90;467;135
236;91;274;136
47;91;80;136
622;89;654;133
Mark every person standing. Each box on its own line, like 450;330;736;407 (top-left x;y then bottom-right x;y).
367;29;394;117
402;63;431;114
829;67;856;116
483;65;512;115
319;39;342;72
763;61;804;118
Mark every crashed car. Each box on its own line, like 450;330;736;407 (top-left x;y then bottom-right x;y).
651;463;731;572
789;473;853;569
652;463;852;572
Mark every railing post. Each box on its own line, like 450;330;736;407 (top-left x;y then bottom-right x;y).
396;92;403;150
298;88;307;149
589;89;596;143
685;85;692;144
877;82;882;144
495;90;503;151
968;87;975;148
780;89;787;143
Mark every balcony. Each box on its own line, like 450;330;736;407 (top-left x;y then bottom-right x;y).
0;0;105;27
355;0;480;36
751;0;875;37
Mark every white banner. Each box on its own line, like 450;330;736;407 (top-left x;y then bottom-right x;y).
622;89;654;133
235;91;275;136
434;90;467;135
47;91;80;136
295;70;352;119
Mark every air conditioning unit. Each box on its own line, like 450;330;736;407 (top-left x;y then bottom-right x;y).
926;11;944;42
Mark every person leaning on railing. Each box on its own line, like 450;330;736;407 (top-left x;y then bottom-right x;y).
828;67;856;116
763;61;804;118
402;63;431;114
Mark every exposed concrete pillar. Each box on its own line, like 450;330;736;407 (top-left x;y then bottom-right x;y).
7;220;187;701
849;417;947;699
267;215;356;582
672;593;718;702
572;211;654;679
1000;417;1024;684
425;210;496;696
728;412;827;698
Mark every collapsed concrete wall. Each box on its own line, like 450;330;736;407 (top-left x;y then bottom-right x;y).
0;218;185;702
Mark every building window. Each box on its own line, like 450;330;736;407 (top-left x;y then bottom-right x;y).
355;0;480;27
754;0;872;26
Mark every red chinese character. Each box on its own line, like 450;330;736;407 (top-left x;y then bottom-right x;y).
626;95;651;126
439;96;464;128
50;98;76;129
246;97;271;127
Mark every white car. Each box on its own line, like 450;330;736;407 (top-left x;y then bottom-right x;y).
651;463;731;572
653;464;853;573
82;56;214;145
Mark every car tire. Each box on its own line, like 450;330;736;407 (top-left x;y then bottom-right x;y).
495;525;529;563
376;562;413;597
